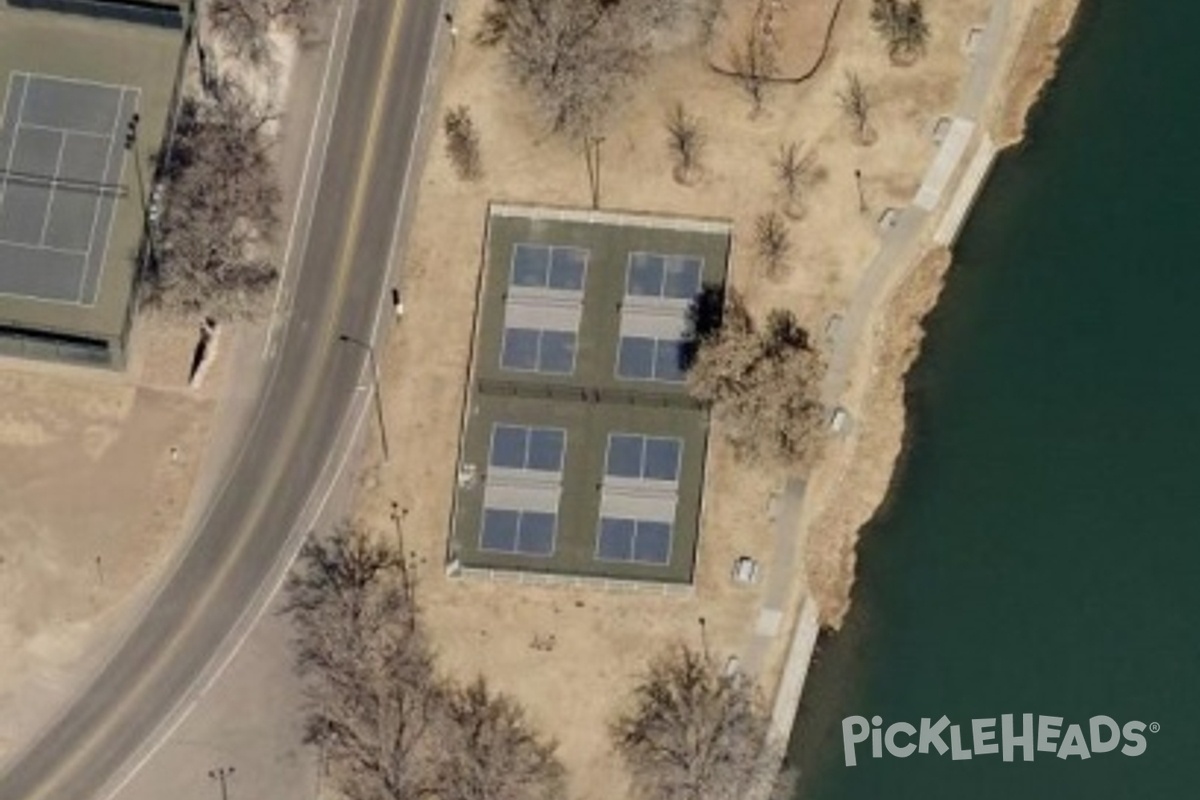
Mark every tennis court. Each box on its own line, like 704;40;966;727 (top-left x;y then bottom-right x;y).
0;71;139;305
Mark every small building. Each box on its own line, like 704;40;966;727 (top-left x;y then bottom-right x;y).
448;204;732;588
0;0;191;367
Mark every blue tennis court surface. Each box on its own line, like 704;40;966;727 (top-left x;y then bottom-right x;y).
0;71;139;304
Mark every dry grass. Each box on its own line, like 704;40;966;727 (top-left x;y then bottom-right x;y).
0;312;231;760
802;0;1087;627
709;0;843;80
992;0;1083;146
358;0;994;795
802;246;951;626
0;7;305;757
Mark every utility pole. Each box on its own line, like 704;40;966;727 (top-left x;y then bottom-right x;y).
698;616;709;661
208;766;235;800
408;550;419;605
338;334;390;462
854;168;867;214
389;501;407;554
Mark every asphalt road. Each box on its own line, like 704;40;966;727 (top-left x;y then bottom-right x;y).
0;2;442;798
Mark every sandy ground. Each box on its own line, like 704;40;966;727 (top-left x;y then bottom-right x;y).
709;0;842;80
0;0;1081;790
992;0;1084;147
0;311;232;762
0;9;308;766
350;0;1009;795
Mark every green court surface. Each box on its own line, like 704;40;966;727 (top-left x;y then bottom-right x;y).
450;205;731;586
0;2;186;366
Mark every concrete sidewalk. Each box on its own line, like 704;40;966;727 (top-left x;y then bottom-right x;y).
753;0;1017;762
111;600;319;800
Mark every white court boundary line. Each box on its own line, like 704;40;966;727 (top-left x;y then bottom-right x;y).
13;69;131;101
18;122;110;139
0;74;31;211
0;70;140;306
0;79;134;306
77;87;139;306
0;236;85;256
37;130;69;244
76;89;128;303
0;14;355;781
0;72;17;139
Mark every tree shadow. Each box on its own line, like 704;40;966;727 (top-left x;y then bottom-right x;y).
679;282;727;371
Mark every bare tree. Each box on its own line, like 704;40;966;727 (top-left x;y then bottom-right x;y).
772;141;820;219
687;292;826;463
612;646;780;800
502;0;685;137
207;0;330;64
665;101;705;185
444;105;483;180
870;0;930;64
475;0;513;47
150;79;281;318
754;211;791;279
696;0;724;45
729;1;777;116
436;679;567;800
286;526;440;799
837;71;875;146
286;526;566;800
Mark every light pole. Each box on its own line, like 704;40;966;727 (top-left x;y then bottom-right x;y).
389;501;405;549
698;616;709;661
208;766;235;800
338;334;390;462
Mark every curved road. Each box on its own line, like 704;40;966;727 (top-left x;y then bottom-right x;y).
0;2;442;798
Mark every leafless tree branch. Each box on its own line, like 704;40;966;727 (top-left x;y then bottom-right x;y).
870;0;930;64
686;291;826;463
613;646;781;800
837;71;875;146
149;78;281;319
665;101;705;185
444;105;483;180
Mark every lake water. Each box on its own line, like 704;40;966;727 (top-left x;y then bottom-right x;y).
790;2;1200;797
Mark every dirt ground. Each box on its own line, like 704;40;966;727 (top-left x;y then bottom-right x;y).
709;0;842;79
0;12;303;764
355;0;1001;795
0;311;232;761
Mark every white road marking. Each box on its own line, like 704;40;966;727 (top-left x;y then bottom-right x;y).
263;0;352;360
94;7;447;799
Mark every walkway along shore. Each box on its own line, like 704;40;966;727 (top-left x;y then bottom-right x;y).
754;0;1085;785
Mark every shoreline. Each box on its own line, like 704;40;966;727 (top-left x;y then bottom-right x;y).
804;0;1083;630
766;0;1085;761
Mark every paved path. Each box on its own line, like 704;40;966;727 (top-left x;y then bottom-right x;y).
823;0;1012;404
742;478;805;672
745;0;1015;731
0;2;445;798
